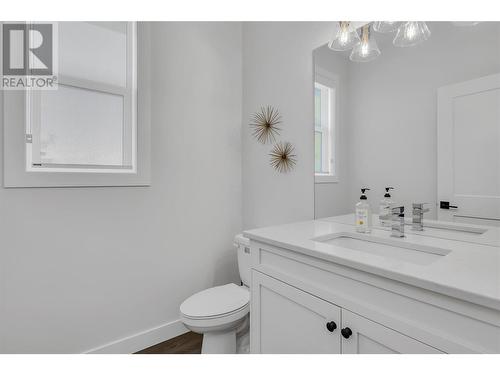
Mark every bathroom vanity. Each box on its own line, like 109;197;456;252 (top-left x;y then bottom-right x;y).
244;216;500;354
243;23;500;355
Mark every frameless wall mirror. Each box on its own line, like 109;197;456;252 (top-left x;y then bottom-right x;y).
313;21;500;227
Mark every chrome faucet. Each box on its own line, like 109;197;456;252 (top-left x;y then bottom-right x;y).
390;206;405;238
412;203;430;231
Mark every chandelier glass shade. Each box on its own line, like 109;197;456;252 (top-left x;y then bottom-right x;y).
350;24;381;62
328;22;361;51
393;22;431;47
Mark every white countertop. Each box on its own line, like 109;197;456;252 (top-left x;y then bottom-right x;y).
244;217;500;311
322;214;500;247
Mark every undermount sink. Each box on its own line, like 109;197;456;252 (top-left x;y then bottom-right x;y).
313;232;451;265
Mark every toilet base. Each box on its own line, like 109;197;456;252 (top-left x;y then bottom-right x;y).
201;330;236;354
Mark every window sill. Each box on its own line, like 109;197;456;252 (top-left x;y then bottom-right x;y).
315;175;338;184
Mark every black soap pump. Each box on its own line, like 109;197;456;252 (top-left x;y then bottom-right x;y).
355;188;372;233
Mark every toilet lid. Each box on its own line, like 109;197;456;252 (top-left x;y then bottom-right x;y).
180;283;249;319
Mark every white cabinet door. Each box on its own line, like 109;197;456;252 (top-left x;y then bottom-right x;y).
341;310;442;354
251;271;341;354
437;73;500;226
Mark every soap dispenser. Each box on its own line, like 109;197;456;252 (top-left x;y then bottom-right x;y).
379;187;394;227
355;188;372;233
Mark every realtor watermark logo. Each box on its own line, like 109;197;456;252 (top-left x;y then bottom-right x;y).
1;22;58;90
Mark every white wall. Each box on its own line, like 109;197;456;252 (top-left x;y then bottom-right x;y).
0;22;242;353
242;22;333;229
346;22;500;218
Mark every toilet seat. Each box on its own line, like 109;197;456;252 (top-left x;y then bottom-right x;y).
182;303;249;321
180;283;249;320
181;303;249;333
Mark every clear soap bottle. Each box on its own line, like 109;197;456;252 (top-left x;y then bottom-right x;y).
355;188;372;233
379;187;394;227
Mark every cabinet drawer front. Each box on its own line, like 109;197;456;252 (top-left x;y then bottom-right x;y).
341;310;443;354
252;241;500;353
251;271;341;354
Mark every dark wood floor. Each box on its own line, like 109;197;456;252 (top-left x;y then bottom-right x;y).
135;332;203;354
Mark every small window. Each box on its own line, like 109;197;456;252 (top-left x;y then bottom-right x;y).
2;21;151;187
314;71;338;183
26;22;136;174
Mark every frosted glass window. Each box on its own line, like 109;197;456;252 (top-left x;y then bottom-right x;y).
26;22;136;174
39;85;124;166
59;22;127;87
2;22;148;188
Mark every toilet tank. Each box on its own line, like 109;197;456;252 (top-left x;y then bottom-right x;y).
234;234;251;288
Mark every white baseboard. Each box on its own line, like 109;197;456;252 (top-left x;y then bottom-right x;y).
84;319;188;354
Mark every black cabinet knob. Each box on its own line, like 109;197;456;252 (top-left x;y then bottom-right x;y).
326;321;337;332
341;327;352;339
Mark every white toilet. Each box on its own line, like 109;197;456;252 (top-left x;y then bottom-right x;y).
179;234;251;354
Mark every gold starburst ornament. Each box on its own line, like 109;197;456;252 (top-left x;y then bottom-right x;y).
250;106;282;144
269;142;297;173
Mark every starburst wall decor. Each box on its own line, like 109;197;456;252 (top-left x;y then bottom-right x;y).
249;105;297;173
269;142;297;173
249;106;282;144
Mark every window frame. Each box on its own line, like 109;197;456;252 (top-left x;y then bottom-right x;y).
2;21;151;187
26;22;137;174
314;82;332;175
314;67;339;184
